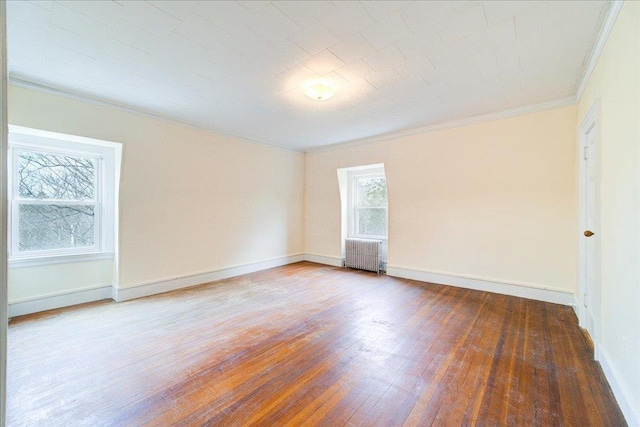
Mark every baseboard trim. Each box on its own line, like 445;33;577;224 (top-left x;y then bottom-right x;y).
8;285;112;317
386;266;574;306
573;295;580;320
303;253;343;267
114;254;305;302
596;344;640;426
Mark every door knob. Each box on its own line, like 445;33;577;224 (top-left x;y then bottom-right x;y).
584;230;595;237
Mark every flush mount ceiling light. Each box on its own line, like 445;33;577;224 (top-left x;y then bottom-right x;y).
304;80;335;101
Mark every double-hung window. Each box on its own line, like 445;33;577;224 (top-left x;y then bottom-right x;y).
348;168;388;239
8;126;118;264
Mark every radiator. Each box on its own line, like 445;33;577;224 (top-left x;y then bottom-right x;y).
345;238;382;273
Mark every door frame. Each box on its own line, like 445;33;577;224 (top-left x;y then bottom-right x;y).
577;100;602;354
0;0;8;423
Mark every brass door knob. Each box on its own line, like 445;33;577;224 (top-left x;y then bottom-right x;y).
584;230;595;237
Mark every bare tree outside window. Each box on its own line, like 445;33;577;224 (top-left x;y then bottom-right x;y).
355;176;387;236
15;150;97;252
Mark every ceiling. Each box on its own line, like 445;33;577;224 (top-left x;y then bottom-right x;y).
8;1;611;150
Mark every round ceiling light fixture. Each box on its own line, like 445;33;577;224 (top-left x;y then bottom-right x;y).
304;80;335;101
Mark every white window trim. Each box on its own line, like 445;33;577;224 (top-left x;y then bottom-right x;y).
9;252;115;269
347;166;388;240
9;144;103;258
7;125;120;267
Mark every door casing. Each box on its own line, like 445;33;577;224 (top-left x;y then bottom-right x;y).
578;100;602;357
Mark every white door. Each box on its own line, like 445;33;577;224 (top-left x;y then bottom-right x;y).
583;122;599;344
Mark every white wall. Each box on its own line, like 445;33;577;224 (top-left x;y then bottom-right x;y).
305;106;578;295
8;85;304;295
577;1;640;422
8;260;112;302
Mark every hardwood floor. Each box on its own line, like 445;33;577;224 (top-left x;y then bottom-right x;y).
7;262;625;426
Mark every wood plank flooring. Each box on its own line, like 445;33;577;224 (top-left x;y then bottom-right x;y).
7;262;625;426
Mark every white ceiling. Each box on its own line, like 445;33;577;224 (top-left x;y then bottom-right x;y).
8;1;611;150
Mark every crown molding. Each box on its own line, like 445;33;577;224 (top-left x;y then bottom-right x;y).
8;77;304;153
576;0;624;102
9;1;620;156
305;96;577;154
11;78;577;156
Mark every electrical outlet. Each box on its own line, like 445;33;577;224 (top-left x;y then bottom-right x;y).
622;336;629;360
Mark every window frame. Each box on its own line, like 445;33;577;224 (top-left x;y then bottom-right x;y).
347;167;388;240
8;126;117;266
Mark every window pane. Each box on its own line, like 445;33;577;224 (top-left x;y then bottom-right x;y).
18;204;95;251
356;177;387;207
18;151;96;200
357;207;387;236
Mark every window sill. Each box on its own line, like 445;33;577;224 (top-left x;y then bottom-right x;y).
9;252;115;268
348;236;388;242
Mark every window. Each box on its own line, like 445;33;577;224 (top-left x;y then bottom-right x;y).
348;168;388;239
8;126;120;264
